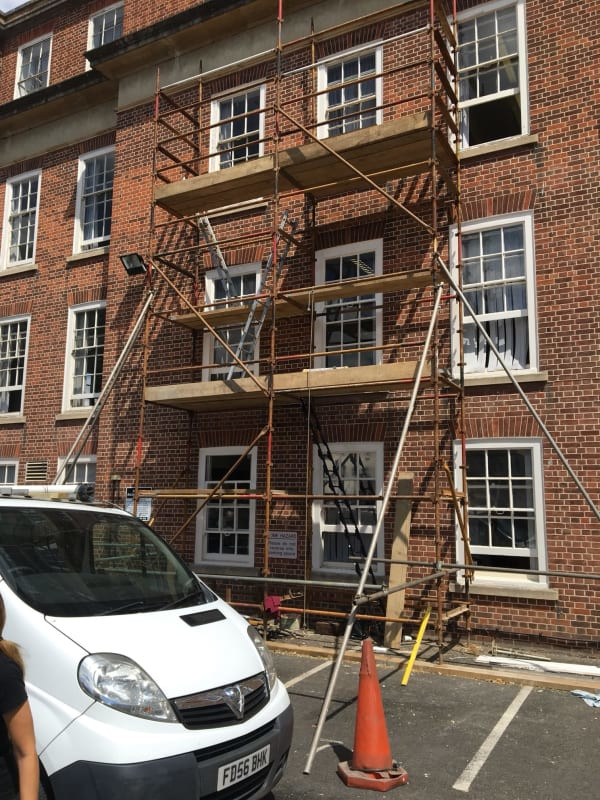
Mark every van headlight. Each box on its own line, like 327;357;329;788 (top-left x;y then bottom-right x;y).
78;653;177;722
247;625;277;691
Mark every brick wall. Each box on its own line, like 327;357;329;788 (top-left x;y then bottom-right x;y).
0;0;598;647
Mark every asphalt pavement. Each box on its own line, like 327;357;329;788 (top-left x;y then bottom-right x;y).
270;648;599;800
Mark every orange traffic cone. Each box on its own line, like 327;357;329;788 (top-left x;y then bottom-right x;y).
337;638;408;791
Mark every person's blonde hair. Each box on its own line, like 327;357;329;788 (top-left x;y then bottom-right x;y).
0;593;24;673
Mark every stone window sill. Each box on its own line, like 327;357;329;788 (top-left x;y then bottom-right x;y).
0;263;37;277
460;133;539;160
450;581;558;601
66;246;109;264
462;370;548;388
55;409;92;421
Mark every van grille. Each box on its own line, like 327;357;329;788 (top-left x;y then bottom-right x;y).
193;721;276;763
171;673;268;729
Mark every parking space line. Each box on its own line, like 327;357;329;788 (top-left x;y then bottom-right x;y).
452;685;532;793
285;660;331;689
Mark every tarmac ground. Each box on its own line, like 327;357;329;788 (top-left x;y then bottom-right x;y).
267;629;600;800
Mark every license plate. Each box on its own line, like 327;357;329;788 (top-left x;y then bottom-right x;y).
217;745;270;791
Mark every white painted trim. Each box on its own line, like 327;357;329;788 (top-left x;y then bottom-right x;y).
72;146;115;254
56;454;97;485
450;210;538;377
14;33;53;98
0;314;31;417
457;0;529;149
0;459;19;486
1;169;42;270
196;445;257;567
316;44;383;140
202;262;261;380
312;441;384;575
87;2;124;69
453;437;547;588
209;83;266;173
314;238;383;369
61;301;106;413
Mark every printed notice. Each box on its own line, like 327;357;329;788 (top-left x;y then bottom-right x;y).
270;530;297;559
125;487;152;521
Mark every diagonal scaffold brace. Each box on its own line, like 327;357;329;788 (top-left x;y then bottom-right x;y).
303;282;445;775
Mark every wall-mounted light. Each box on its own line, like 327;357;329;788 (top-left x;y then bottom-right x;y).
119;253;147;276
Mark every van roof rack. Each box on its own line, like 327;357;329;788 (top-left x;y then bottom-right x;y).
0;484;95;503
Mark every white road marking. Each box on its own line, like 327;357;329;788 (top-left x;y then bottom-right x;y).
284;659;331;689
452;685;532;792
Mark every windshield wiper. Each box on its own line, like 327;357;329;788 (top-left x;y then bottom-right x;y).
158;588;207;611
97;600;148;616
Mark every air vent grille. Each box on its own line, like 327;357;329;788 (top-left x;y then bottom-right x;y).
25;461;49;482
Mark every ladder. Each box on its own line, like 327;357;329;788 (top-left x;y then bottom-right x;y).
53;290;155;484
197;215;238;300
301;400;377;584
225;211;298;380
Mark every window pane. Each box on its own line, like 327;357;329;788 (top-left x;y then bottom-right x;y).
467;446;539;571
488;450;508;476
461;221;530;373
70;307;105;407
324;51;378;137
458;4;522;146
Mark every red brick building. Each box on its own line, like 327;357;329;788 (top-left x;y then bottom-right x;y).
0;0;598;649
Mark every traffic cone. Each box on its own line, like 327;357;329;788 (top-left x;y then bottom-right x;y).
337;638;408;791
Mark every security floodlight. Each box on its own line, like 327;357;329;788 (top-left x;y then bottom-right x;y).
119;253;147;276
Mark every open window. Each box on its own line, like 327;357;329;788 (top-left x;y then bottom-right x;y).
457;0;528;148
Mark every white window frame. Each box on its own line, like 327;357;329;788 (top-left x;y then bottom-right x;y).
203;262;261;380
316;43;383;140
62;302;106;412
455;438;547;588
57;455;97;485
209;83;266;172
450;211;537;377
1;170;41;270
457;0;529;149
314;239;383;369
72;147;115;253
14;34;52;98
196;446;257;566
0;315;30;416
87;3;124;52
312;441;384;575
0;460;18;485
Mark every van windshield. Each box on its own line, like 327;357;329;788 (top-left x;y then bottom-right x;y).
0;506;214;617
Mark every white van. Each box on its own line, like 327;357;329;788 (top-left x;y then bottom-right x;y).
0;489;293;800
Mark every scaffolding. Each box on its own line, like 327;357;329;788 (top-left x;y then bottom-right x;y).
134;0;469;654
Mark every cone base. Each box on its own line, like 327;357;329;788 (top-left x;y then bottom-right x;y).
337;760;409;792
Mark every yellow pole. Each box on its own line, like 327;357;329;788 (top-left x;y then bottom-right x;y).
401;606;431;686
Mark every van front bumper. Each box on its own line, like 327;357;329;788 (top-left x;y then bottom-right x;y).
48;703;293;800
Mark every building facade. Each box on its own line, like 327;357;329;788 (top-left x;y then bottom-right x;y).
0;0;598;648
